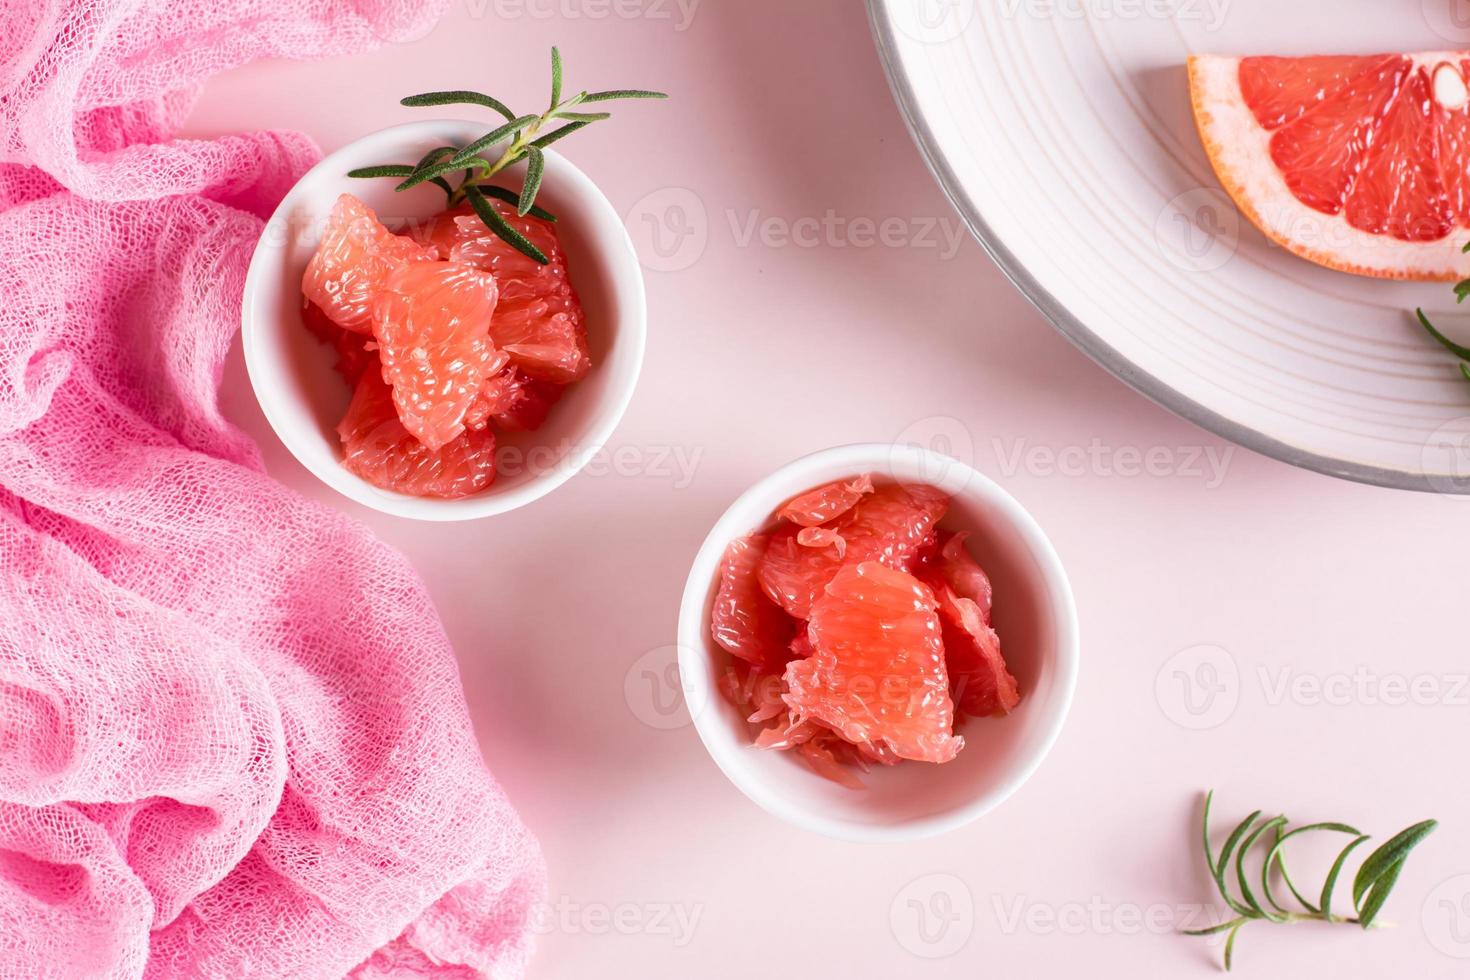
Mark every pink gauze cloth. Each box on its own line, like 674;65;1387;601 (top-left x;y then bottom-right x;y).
0;2;547;978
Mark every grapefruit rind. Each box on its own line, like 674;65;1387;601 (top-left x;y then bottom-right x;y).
1188;53;1470;282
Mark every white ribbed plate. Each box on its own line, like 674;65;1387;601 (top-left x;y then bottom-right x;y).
868;0;1470;493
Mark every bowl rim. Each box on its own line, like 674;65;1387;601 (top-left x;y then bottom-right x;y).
240;118;647;522
676;442;1080;842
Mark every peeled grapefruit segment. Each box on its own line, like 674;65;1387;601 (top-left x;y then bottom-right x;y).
915;531;993;623
466;366;563;432
757;483;948;618
1189;51;1470;279
371;261;500;452
414;204;591;383
711;535;797;669
302;194;437;332
786;562;962;764
778;475;874;527
338;371;497;499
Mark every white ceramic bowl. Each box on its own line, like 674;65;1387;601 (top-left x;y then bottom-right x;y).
242;120;646;520
677;443;1079;842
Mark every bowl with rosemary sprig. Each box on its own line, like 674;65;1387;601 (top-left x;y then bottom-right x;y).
243;49;660;520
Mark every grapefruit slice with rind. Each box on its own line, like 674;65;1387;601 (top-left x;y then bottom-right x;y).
1189;51;1470;280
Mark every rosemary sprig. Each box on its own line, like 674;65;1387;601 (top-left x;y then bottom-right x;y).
1184;791;1436;971
1415;242;1470;383
347;47;666;264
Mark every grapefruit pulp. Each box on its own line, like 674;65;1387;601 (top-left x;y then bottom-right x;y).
298;192;591;498
710;476;1021;787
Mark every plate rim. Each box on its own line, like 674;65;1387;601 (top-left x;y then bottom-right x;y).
864;0;1451;494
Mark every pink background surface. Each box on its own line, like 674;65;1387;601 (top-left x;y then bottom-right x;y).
187;2;1470;976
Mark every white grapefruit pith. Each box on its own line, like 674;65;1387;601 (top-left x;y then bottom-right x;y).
1189;52;1470;281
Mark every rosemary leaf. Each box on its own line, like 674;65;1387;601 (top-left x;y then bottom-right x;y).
518;147;545;216
396;155;490;192
1223;920;1244;971
530;120;592;150
476;184;557;222
448;115;540;166
347;164;415;178
1351;819;1437;925
581;88;669;102
1182;917;1247;937
401;89;517;121
1185;795;1438;970
1262;822;1361;916
351;49;663;250
1320;835;1370;919
1415;308;1470;361
465;186;549;265
1214;809;1262;908
1355;858;1405;929
1235;817;1288;922
415;146;460;197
